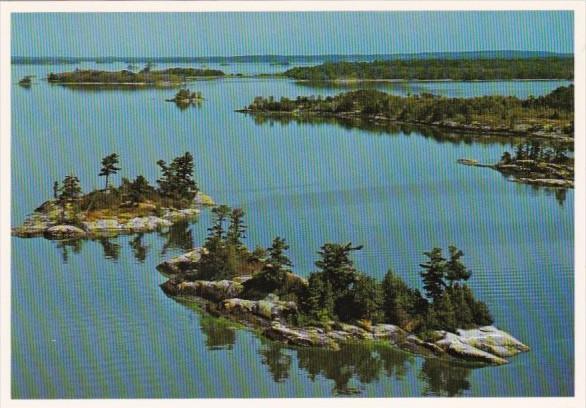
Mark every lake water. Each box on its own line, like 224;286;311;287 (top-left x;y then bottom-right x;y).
11;62;573;398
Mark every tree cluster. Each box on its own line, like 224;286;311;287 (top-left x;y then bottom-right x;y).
191;210;494;334
246;86;573;129
284;58;573;80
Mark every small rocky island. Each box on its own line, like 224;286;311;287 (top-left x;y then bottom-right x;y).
12;152;213;239
237;85;574;141
166;88;204;107
158;206;529;366
458;141;574;188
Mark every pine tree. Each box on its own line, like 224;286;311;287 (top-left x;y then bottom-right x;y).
419;247;448;301
315;242;362;296
226;208;247;248
445;245;471;286
99;153;121;190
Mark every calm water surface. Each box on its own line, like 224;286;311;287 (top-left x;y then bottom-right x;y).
11;63;573;397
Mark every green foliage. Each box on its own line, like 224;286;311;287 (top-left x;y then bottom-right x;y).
242;237;294;299
198;205;252;281
300;272;335;323
382;270;426;329
245;86;573;130
128;175;154;204
46;67;224;85
99;153;121;189
156;152;199;205
335;274;384;323
315;242;362;296
445;245;472;286
419;248;448;301
284;58;573;80
59;174;82;201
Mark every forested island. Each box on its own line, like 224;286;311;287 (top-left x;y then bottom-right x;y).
283;58;573;80
458;141;574;188
12;152;213;239
47;67;225;87
158;206;529;365
238;85;574;141
166;88;204;108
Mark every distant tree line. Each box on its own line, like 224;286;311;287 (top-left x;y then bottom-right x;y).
284;58;573;80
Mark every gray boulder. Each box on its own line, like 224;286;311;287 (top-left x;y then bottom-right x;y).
44;225;86;239
157;248;203;275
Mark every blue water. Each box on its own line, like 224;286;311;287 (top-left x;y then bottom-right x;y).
11;62;573;397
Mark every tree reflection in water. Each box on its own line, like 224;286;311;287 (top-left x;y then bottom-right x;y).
98;238;121;261
171;300;474;396
199;314;236;351
55;239;83;264
418;358;472;397
159;220;194;256
258;339;292;383
129;233;148;263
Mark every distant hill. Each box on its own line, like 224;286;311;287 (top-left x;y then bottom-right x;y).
12;51;573;65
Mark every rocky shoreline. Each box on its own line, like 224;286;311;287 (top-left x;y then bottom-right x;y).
236;109;573;143
457;158;574;188
158;250;530;366
12;193;214;239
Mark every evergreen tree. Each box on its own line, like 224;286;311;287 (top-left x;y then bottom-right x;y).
445;245;471;286
53;181;59;200
226;208;247;248
336;274;384;323
382;269;426;328
99;153;121;190
129;175;152;204
156;152;198;204
59;174;82;201
315;242;362;296
301;272;335;322
419;247;448;301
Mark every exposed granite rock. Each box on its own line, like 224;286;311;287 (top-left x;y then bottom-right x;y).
161;279;243;302
13;194;213;239
156;248;204;275
450;326;530;357
44;225;87;239
158;268;529;365
264;322;340;350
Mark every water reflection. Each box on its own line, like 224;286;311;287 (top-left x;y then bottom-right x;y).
159;220;194;255
199;314;236;350
55;239;83;264
98;238;121;261
258;339;292;383
418;358;471;397
129;233;149;263
246;112;519;147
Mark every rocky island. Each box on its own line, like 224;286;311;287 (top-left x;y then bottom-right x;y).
47;66;225;87
12;152;213;239
458;141;574;188
157;206;529;366
237;85;574;142
166;88;204;108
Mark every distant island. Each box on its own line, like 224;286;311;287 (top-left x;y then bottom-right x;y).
47;66;225;87
12;152;213;239
238;85;574;141
166;88;204;108
18;75;32;87
11;50;573;65
458;140;573;188
283;58;573;81
158;206;529;365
